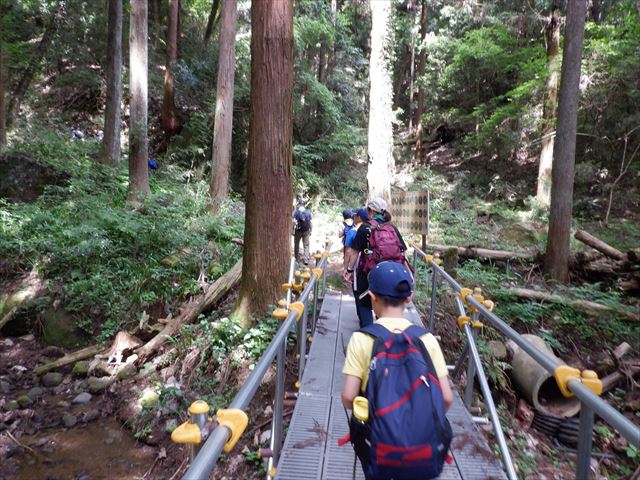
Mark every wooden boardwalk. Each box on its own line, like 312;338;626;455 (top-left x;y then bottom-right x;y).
275;293;507;480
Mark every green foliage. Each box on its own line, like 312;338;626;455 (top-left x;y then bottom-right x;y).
0;135;243;340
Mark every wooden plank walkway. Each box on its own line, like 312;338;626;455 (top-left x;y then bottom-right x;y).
276;293;507;480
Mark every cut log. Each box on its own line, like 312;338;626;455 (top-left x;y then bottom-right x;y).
509;287;639;322
136;258;242;362
574;230;626;261
34;344;104;375
425;244;536;261
601;365;640;393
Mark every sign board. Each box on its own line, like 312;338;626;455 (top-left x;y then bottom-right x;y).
390;191;429;236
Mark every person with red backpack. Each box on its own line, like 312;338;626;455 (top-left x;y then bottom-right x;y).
340;261;454;480
343;197;407;328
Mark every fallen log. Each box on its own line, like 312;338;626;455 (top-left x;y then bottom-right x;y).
509;287;639;322
574;230;626;261
0;307;18;331
136;258;243;363
34;344;104;375
601;365;640;393
425;244;536;261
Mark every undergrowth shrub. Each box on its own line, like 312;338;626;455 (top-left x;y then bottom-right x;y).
0;135;243;340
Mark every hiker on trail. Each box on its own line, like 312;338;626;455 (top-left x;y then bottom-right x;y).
343;206;367;289
343;197;407;328
338;208;354;246
340;261;453;479
339;208;355;269
292;199;312;264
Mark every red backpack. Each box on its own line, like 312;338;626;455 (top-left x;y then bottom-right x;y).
359;220;406;275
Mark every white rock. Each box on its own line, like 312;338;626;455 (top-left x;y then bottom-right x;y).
259;430;271;445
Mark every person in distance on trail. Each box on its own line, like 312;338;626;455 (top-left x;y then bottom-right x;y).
343;207;367;296
341;262;453;479
343;197;408;328
338;208;354;251
292;199;312;265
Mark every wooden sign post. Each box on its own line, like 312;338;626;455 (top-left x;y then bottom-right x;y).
390;191;430;250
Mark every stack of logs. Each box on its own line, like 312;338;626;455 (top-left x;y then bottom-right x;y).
570;230;640;294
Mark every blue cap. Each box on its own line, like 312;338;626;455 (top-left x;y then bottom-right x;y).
352;207;369;221
363;261;413;299
296;199;306;206
342;208;353;219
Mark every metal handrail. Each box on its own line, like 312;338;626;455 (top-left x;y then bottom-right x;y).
182;250;330;480
412;245;640;479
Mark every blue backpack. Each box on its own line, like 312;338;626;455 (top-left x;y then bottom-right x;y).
358;323;453;480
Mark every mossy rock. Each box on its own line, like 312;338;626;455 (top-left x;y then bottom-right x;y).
41;308;88;349
72;361;90;377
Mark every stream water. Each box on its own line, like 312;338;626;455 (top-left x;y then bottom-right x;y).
13;417;156;480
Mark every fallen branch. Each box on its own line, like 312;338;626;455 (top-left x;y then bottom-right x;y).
136;258;243;363
34;344;104;375
426;243;536;261
509;287;639;322
0;307;18;331
574;230;626;261
601;365;640;393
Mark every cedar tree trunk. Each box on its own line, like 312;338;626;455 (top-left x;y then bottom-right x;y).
161;0;181;138
128;0;150;202
0;0;6;149
366;0;394;203
204;0;221;44
100;0;123;166
544;0;587;283
234;0;294;328
536;8;560;206
414;0;427;160
209;0;237;210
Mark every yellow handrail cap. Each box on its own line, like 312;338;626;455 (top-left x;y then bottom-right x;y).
217;408;249;453
272;308;289;320
171;422;201;445
189;400;210;415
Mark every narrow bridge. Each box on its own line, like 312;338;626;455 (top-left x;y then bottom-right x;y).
173;246;640;480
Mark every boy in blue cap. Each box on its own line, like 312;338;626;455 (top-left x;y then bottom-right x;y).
341;261;453;411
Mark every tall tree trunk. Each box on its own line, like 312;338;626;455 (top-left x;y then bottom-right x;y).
203;0;221;44
0;0;6;150
536;8;560;206
407;0;417;132
209;0;237;211
326;0;337;81
100;0;123;166
367;0;394;203
544;0;587;283
414;0;427;161
161;0;181;138
235;0;294;328
7;3;63;127
128;0;150;202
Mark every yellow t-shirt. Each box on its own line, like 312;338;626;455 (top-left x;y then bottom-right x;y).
342;317;448;391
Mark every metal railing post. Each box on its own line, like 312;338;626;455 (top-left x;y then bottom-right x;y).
311;280;319;333
464;318;477;409
428;268;438;333
298;299;308;386
267;340;286;479
576;404;595;480
464;323;518;480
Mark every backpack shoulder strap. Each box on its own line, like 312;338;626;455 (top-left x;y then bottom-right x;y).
404;325;440;377
359;323;390;340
